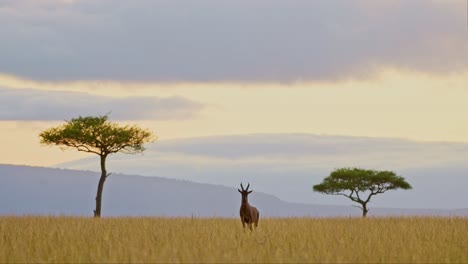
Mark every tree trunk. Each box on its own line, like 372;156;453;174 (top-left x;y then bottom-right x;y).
362;203;369;218
94;154;107;218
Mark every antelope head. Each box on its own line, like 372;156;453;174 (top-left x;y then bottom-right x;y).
238;182;253;203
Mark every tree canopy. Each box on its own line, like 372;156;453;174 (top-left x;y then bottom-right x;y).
313;168;412;217
40;115;155;156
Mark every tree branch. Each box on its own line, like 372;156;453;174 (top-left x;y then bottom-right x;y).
355;189;362;201
336;191;360;203
75;145;101;155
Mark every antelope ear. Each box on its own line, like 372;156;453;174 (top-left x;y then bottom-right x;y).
238;189;242;193
248;190;253;194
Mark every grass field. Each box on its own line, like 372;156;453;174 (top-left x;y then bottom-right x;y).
0;216;467;263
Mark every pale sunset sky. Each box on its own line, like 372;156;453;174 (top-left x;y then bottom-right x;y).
1;0;467;166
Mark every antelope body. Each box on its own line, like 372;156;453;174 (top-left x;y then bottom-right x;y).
238;183;259;231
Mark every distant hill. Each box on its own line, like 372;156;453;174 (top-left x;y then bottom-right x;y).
58;134;468;210
1;164;466;217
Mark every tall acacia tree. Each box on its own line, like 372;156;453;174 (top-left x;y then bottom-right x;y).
39;114;156;217
313;168;412;217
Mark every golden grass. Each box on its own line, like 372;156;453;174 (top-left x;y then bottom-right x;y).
0;216;467;263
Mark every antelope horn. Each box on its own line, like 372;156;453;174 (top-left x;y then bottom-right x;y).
246;182;250;191
240;182;244;191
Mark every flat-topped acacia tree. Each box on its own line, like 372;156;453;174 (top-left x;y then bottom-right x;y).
39;114;156;218
313;168;412;217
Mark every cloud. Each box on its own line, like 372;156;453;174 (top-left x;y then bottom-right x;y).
0;87;204;120
0;0;466;82
140;134;468;169
63;134;468;172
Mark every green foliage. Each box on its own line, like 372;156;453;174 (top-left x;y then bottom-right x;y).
313;168;412;216
39;114;156;156
313;168;412;195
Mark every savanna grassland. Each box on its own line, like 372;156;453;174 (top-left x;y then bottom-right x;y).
0;216;467;263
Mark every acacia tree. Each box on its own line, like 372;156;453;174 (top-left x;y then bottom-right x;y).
313;168;412;217
39;114;156;218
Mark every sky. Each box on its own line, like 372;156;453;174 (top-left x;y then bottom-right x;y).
1;0;468;166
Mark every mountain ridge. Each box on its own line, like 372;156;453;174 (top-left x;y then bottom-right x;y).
56;134;468;210
1;164;466;217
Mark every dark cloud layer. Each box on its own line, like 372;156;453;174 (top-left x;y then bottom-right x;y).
0;87;203;120
0;0;466;82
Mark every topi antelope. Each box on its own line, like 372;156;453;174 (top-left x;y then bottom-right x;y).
238;183;260;231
